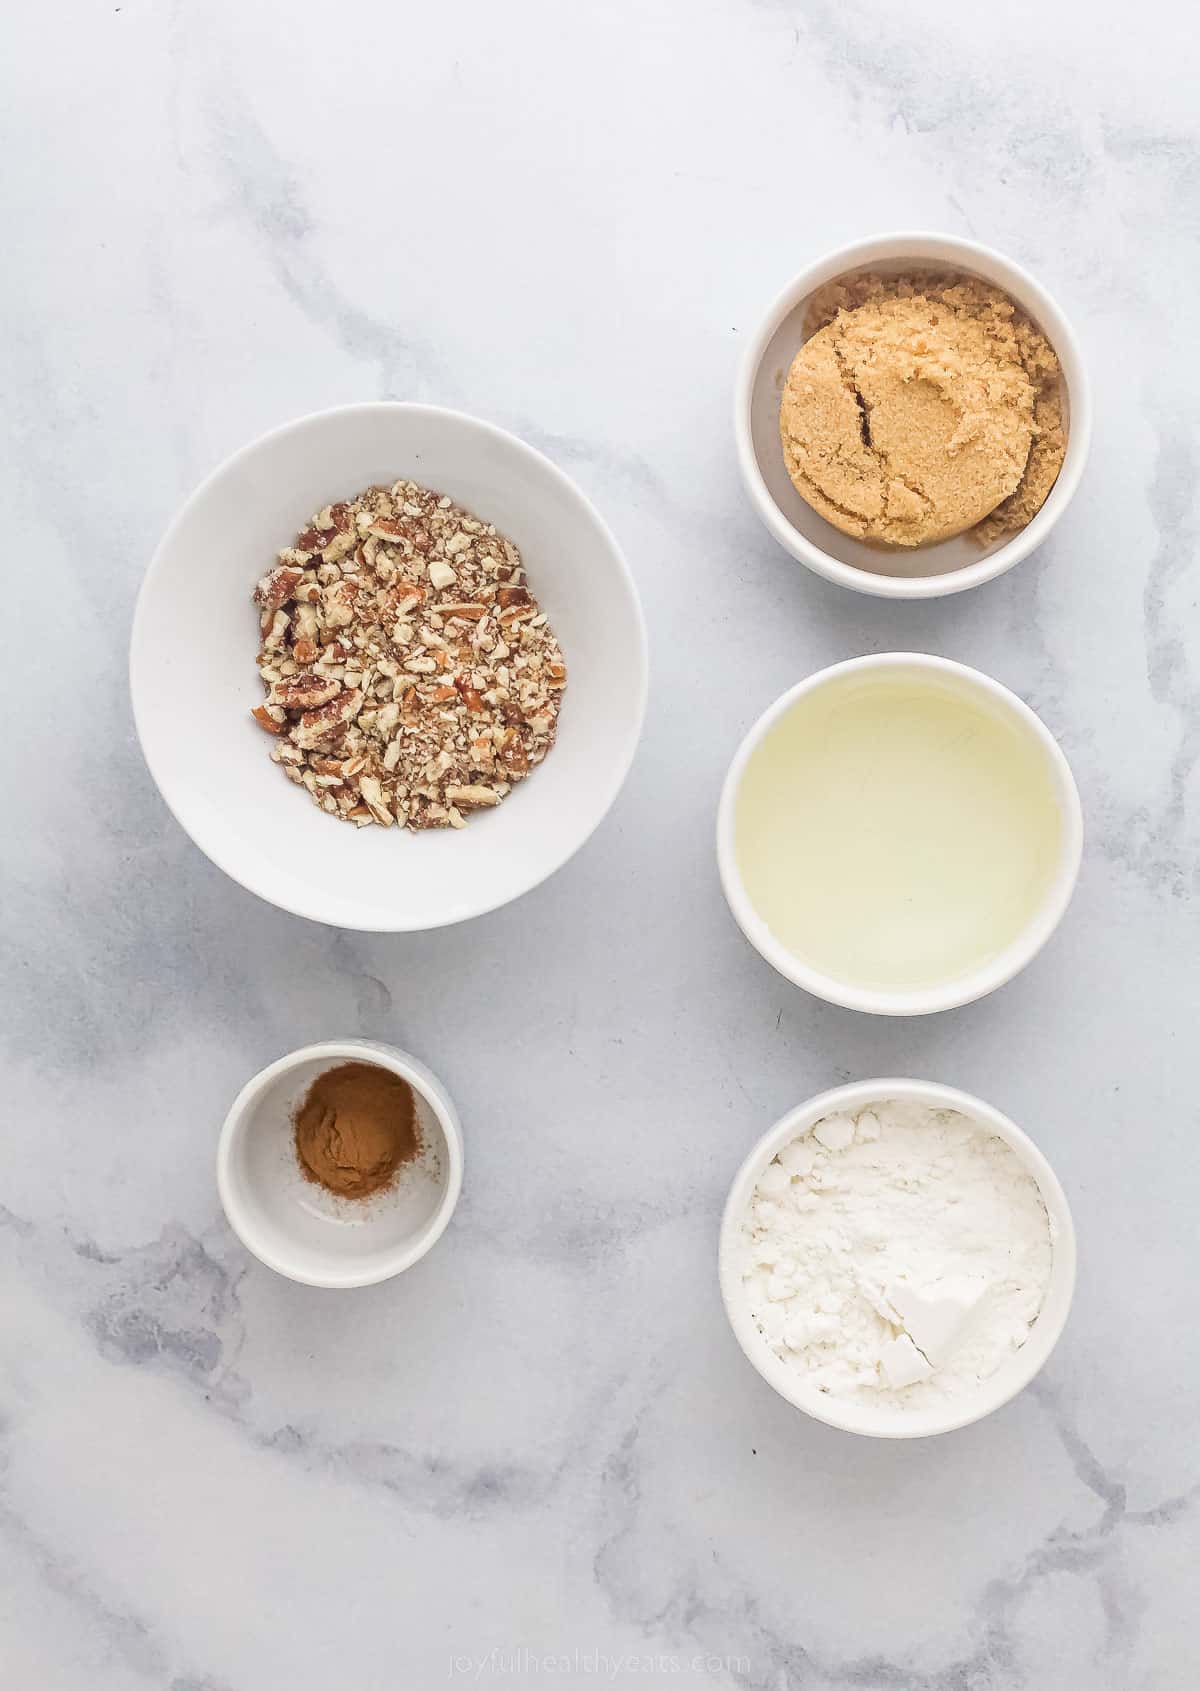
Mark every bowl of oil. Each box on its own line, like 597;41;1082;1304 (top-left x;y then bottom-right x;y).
716;654;1083;1015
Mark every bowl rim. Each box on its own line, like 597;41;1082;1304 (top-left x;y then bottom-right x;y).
734;229;1093;600
216;1038;464;1288
717;1077;1077;1438
715;652;1084;1016
129;400;649;931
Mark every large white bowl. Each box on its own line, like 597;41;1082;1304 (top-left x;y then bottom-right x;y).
131;403;648;930
735;232;1092;599
719;1079;1077;1438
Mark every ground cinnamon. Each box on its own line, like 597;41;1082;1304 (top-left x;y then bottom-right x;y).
293;1061;420;1199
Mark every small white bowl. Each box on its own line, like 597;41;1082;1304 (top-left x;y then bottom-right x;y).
217;1040;463;1288
131;403;648;931
735;231;1091;599
719;1079;1077;1438
716;653;1083;1016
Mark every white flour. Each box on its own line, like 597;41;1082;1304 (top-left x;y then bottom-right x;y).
740;1098;1054;1407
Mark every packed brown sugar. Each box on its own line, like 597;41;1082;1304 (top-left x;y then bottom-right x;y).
778;273;1066;549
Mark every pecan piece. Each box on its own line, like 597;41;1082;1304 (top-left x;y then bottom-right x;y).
320;529;357;564
366;517;411;543
446;784;501;809
270;673;341;712
254;565;303;612
262;608;291;649
358;775;395;827
291;688;363;750
499;728;529;775
455;675;486;713
321;580;358;629
380;585;425;636
498;604;536;628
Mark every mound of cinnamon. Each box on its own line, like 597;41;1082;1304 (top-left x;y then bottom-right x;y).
293;1061;420;1199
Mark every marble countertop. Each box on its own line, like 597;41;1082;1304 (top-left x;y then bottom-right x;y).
4;1;1198;1686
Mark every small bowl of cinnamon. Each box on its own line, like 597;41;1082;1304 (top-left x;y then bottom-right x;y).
217;1039;463;1288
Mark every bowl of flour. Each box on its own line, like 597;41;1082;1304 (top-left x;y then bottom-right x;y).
718;1079;1076;1438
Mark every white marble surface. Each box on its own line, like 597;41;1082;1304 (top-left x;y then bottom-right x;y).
3;1;1198;1685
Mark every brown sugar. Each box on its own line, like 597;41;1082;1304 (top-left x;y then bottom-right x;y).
293;1061;420;1199
779;273;1066;549
974;382;1066;547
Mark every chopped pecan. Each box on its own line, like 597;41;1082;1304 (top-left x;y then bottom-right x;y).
358;775;395;826
269;673;341;712
321;580;358;629
291;688;363;750
446;784;501;809
254;565;303;612
455;675;486;713
498;604;536;628
499;728;529;775
252;480;565;830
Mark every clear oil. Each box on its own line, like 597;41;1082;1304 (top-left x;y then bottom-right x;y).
735;668;1065;992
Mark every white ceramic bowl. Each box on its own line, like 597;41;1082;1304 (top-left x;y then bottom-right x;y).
719;1079;1076;1438
131;403;648;930
717;653;1083;1016
735;231;1091;599
217;1039;463;1288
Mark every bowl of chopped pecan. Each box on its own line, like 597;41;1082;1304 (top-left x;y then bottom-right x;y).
131;403;648;929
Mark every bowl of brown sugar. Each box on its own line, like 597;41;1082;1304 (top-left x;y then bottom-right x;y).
735;232;1091;599
217;1040;463;1287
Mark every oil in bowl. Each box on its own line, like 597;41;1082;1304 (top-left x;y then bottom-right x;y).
722;656;1082;1014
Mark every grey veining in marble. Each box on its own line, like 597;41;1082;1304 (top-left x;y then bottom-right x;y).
3;0;1199;1685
